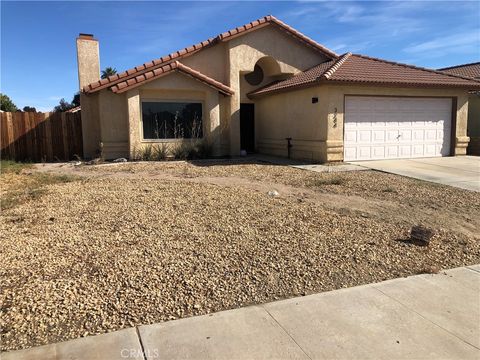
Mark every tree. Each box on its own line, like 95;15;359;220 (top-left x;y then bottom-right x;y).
53;98;73;112
0;93;18;112
72;92;80;107
23;106;37;112
101;67;117;79
53;92;80;112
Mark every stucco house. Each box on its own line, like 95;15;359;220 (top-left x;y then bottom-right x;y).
77;15;480;162
438;62;480;155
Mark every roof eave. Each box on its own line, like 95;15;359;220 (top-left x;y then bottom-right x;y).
322;79;480;89
249;79;480;98
248;79;326;99
111;62;234;96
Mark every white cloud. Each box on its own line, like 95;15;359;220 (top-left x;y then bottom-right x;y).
329;43;348;52
404;31;479;53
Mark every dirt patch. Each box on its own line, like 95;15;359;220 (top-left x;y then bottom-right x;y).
1;165;78;210
1;160;479;351
38;161;480;237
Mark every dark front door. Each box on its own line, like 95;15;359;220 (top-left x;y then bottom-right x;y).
240;103;255;153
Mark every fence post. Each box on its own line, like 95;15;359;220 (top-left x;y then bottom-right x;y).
35;112;46;161
5;113;16;159
44;112;53;161
30;112;39;161
61;112;69;160
23;112;34;161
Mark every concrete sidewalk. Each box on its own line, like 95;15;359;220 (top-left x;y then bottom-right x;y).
4;266;480;360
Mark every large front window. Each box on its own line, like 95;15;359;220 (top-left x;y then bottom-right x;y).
142;102;203;140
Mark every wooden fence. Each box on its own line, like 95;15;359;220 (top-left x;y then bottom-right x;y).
0;111;83;162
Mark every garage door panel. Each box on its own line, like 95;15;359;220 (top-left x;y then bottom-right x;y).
344;147;357;160
413;130;424;140
359;130;371;142
346;98;371;111
437;129;445;140
358;147;372;159
344;96;452;161
373;131;385;142
399;146;412;157
399;130;412;141
425;144;437;156
345;130;357;142
387;146;399;157
387;130;399;142
412;145;424;156
372;147;385;158
425;129;437;140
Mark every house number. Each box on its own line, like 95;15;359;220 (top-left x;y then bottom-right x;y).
333;107;338;128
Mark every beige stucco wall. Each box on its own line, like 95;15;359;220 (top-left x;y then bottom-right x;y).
182;43;228;84
98;90;129;159
255;84;471;162
126;72;224;158
80;92;101;159
467;93;480;155
227;25;330;155
76;37;100;89
255;86;329;161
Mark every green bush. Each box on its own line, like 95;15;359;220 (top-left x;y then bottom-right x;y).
132;139;213;161
172;142;196;160
152;144;169;161
141;145;153;161
171;139;213;160
196;139;213;159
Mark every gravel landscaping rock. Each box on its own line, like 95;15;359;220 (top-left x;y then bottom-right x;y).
1;161;479;351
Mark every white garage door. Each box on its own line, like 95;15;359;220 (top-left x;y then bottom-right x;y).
344;96;452;161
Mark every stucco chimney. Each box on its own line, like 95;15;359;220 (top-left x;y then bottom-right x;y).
76;33;100;90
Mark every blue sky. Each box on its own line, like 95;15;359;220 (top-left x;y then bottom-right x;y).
1;1;479;111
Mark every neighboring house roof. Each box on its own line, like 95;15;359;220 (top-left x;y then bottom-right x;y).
110;61;234;95
438;62;480;79
250;53;480;97
66;105;81;113
83;15;337;94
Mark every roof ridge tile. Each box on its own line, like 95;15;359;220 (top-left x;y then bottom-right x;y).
83;15;337;94
438;61;480;71
322;52;352;79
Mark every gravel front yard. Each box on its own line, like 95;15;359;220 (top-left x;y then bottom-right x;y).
1;160;479;351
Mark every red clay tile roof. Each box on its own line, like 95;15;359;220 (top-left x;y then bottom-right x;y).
110;61;234;95
84;15;337;94
249;60;337;95
66;105;81;113
250;53;480;97
438;62;480;79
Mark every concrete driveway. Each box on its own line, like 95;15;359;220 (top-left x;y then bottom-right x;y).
353;156;480;192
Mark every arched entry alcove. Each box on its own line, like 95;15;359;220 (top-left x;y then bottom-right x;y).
239;56;285;154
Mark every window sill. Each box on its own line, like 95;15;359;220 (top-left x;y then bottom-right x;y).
141;138;203;143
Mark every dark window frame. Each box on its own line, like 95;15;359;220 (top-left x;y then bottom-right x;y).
141;100;203;141
245;64;264;86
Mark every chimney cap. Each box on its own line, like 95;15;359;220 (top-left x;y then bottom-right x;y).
78;33;96;40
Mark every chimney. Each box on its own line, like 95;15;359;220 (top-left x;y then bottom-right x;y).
76;33;100;90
